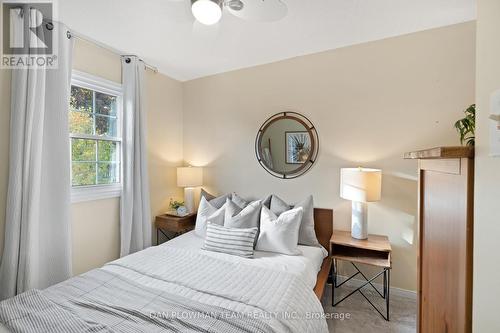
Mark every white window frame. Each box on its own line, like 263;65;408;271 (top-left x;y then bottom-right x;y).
70;70;123;203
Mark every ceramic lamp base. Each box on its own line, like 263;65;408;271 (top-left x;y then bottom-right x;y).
184;187;195;214
351;201;368;240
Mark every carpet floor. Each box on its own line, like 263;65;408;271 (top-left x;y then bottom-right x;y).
321;284;417;332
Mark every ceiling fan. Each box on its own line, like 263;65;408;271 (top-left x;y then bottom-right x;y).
190;0;288;25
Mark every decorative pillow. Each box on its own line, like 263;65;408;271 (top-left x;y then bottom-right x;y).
262;194;272;209
206;204;226;226
203;223;257;258
201;189;231;209
256;206;303;255
225;198;261;229
269;195;320;247
195;196;226;237
231;192;249;209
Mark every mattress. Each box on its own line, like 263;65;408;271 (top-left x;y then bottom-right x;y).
160;230;328;289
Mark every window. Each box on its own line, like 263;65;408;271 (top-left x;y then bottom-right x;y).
69;71;123;202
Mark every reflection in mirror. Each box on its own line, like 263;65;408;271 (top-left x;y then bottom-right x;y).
255;112;319;179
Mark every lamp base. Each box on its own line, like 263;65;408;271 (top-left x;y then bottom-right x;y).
184;187;196;214
351;201;368;240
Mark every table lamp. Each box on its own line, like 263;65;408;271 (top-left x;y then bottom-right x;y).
340;167;382;239
177;166;203;214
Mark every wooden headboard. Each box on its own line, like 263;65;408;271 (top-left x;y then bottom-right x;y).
313;208;333;250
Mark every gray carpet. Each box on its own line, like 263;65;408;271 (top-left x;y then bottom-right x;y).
321;284;417;333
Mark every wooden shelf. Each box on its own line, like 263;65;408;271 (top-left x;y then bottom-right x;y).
331;231;391;252
404;146;474;159
330;231;392;268
332;251;390;268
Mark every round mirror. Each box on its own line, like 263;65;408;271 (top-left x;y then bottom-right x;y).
255;112;319;179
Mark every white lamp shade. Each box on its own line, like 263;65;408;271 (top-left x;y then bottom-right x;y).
340;168;382;202
177;167;203;188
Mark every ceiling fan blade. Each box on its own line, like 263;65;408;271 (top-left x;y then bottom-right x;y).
227;0;287;22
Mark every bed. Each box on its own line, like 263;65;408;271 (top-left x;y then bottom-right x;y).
0;208;333;333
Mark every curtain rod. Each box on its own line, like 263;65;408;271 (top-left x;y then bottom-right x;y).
38;17;159;73
20;10;159;73
69;30;158;73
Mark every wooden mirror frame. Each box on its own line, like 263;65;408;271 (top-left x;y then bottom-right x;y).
255;112;319;179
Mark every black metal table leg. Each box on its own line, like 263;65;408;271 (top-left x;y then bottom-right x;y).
386;268;390;321
331;260;391;321
332;258;337;306
383;267;387;298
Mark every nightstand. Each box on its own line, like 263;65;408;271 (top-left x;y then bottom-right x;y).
330;230;392;320
155;213;196;245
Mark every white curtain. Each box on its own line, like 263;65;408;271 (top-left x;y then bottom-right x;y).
0;15;74;299
120;56;152;257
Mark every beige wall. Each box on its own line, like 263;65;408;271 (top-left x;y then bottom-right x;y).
183;22;476;291
474;0;500;331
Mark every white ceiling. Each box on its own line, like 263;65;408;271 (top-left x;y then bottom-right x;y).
58;0;476;81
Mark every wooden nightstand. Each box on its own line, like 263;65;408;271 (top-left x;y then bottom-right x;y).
330;230;392;320
155;213;196;245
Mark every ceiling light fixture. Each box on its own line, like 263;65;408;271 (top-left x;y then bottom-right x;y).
191;0;223;26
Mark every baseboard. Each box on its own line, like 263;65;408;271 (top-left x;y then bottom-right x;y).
334;275;417;300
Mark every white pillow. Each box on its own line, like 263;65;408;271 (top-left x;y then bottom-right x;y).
206;204;226;226
224;199;262;230
262;194;272;209
256;206;303;255
231;192;249;209
269;195;320;247
200;189;231;209
195;196;226;237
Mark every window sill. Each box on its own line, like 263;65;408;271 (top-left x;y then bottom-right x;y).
71;184;122;203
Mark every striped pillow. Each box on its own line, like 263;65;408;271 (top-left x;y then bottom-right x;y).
203;223;257;258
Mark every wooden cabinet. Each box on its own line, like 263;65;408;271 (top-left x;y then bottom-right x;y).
155;213;196;245
405;147;473;333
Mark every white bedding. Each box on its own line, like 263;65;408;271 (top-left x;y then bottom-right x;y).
103;245;328;332
162;230;328;289
0;231;329;333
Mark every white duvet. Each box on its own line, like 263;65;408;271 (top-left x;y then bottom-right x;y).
0;231;329;333
162;231;328;289
103;231;329;332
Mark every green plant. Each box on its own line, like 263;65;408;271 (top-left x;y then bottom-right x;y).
169;198;184;210
454;104;476;146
